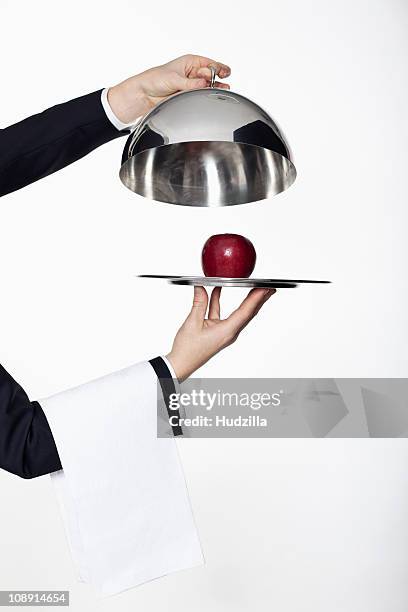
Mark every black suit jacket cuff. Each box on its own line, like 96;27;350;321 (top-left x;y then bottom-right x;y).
149;356;183;437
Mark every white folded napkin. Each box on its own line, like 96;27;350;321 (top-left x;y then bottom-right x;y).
41;360;204;597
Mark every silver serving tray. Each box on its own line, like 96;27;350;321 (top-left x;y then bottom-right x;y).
138;275;331;289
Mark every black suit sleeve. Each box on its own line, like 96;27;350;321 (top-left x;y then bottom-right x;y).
0;89;125;197
0;88;131;478
0;364;62;478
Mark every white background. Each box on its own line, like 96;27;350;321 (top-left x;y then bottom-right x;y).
1;0;408;610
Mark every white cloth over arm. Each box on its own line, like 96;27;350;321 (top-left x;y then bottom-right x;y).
40;360;204;597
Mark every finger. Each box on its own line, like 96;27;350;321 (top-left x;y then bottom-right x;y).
172;55;231;79
245;288;275;322
187;286;209;325
175;73;230;91
226;288;276;332
196;61;231;79
184;78;230;90
174;74;208;91
208;286;222;320
212;81;230;89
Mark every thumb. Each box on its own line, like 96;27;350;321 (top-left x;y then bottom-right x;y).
187;286;208;326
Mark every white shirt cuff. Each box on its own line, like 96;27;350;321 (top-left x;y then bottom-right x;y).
101;87;136;132
160;355;184;424
160;355;180;387
160;355;182;407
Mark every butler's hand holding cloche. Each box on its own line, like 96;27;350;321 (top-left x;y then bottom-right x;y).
107;54;231;125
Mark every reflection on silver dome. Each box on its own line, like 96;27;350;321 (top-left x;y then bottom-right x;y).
120;88;296;206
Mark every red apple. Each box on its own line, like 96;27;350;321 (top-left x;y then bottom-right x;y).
201;234;257;278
